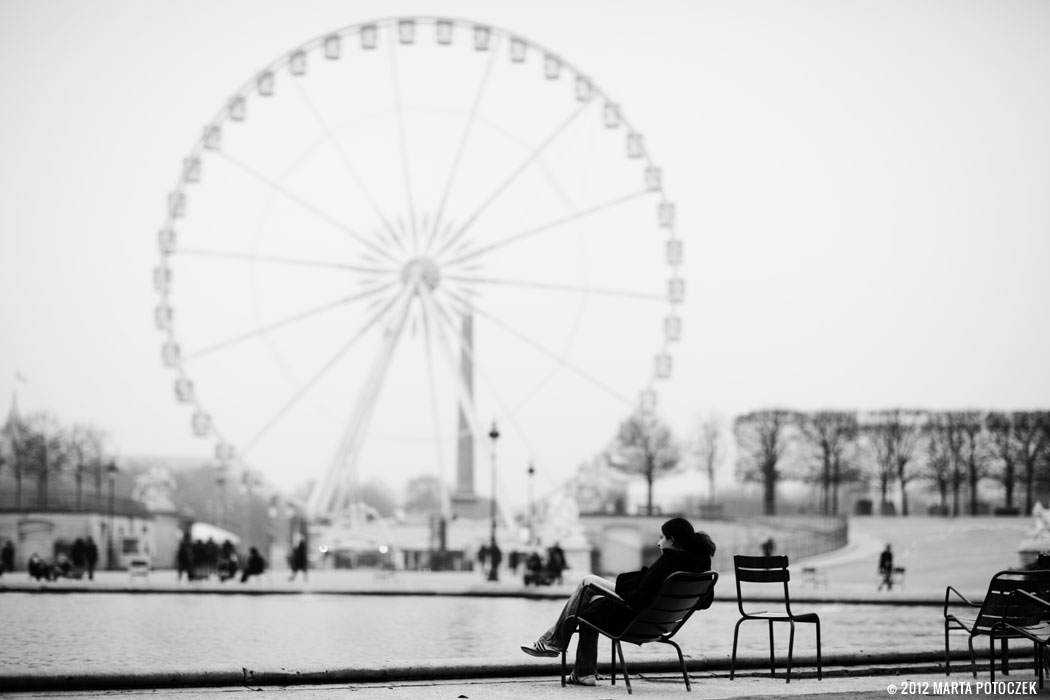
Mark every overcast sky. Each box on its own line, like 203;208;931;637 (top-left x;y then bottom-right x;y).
1;0;1048;507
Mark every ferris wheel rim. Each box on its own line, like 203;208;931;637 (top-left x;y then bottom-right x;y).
154;15;684;489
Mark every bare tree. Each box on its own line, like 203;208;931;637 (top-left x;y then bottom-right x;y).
943;413;969;516
923;414;953;514
951;412;990;515
611;412;681;516
798;411;859;515
1;410;26;509
1014;412;1050;515
692;413;723;504
19;412;70;509
734;409;797;516
67;424;106;510
862;410;925;515
985;412;1018;511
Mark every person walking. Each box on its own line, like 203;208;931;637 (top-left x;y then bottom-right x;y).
84;537;99;580
877;544;894;591
289;539;309;582
521;518;715;687
2;540;16;575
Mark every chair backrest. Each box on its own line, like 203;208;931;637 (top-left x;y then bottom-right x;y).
733;555;793;615
974;569;1050;633
620;570;718;645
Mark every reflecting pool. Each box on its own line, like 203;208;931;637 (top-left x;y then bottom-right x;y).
0;593;947;674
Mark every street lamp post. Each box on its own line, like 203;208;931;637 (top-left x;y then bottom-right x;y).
527;463;536;546
488;422;500;582
106;462;118;570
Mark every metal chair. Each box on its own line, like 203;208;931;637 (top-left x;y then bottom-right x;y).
730;555;822;683
562;570;718;695
995;589;1050;688
945;569;1050;682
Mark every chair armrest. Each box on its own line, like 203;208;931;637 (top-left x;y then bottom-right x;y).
943;585;980;618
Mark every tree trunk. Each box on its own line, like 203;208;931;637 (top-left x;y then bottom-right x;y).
39;469;48;509
763;458;777;515
831;455;841;515
1003;458;1015;509
821;452;831;515
1025;463;1035;515
76;469;83;510
646;475;654;516
952;466;961;516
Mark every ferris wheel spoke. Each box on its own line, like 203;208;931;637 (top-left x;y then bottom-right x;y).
178;247;398;276
465;298;636;407
288;79;409;257
444;189;650;267
443;274;663;302
387;24;419;248
218;151;401;265
425;34;503;257
183;280;400;363
433;98;594;260
241;283;413;458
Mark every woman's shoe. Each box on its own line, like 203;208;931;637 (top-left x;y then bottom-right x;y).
566;672;597;686
520;639;561;657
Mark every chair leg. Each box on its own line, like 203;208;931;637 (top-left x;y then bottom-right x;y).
967;636;977;679
990;637;995;682
730;618;744;680
664;639;691;691
561;648;567;688
944;621;951;677
610;639;617;686
1002;638;1010;676
815;617;823;680
615;641;632;695
768;620;776;678
787;620;796;684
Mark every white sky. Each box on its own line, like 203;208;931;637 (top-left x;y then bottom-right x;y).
1;0;1048;507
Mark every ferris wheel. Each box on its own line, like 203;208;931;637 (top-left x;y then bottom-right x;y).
153;17;684;520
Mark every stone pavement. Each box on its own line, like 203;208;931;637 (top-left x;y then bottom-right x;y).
6;665;1046;700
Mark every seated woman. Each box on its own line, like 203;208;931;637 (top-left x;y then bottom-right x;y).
521;517;715;687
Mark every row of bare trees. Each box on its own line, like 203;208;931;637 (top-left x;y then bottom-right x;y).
735;409;1050;516
0;410;114;510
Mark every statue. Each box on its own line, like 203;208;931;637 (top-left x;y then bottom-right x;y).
1017;502;1050;567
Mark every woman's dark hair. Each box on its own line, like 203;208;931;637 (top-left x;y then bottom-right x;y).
661;517;716;557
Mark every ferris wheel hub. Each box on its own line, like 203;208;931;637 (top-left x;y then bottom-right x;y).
402;257;441;291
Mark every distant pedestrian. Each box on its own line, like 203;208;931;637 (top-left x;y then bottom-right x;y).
489;543;503;579
176;532;195;581
218;540;239;582
1;540;15;575
241;547;266;583
84;537;99;580
477;544;490;577
761;537;775;557
877;544;894;591
71;538;87;574
289;539;309;582
27;552;51;581
547;542;568;584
